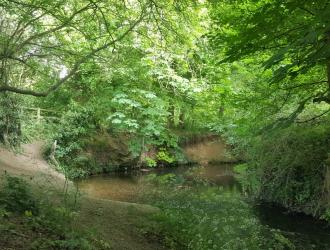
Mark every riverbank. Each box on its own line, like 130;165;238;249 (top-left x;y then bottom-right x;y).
2;140;330;249
0;142;165;250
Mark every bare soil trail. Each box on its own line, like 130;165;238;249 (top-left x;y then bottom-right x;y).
0;141;66;189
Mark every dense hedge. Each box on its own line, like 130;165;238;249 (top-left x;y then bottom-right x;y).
243;122;330;219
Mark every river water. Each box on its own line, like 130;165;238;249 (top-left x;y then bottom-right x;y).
77;163;330;249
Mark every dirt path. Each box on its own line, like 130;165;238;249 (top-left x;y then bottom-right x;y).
0;142;165;250
0;141;66;189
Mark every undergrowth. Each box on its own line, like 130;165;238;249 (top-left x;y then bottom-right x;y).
236;123;330;219
0;174;111;250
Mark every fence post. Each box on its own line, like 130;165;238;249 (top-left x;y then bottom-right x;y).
37;108;41;124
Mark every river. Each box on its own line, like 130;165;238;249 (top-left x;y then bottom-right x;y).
77;137;330;249
77;163;330;249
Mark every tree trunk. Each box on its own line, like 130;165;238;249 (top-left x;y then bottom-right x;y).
327;60;330;97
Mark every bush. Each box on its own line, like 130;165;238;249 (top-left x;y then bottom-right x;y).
241;123;330;217
156;149;175;165
0;174;111;250
0;175;38;214
0;93;22;146
49;107;99;178
145;157;157;168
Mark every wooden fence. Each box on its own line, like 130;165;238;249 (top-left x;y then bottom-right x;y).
21;107;60;123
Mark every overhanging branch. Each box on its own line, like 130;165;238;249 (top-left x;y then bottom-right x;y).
0;7;146;97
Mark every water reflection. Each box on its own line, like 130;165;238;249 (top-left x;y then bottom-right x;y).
255;203;330;248
77;164;240;201
77;173;141;202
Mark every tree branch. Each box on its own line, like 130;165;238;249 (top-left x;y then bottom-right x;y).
313;95;330;104
278;80;327;90
17;3;93;52
298;6;315;16
296;109;330;123
0;7;146;97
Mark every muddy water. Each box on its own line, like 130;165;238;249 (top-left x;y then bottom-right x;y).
77;164;330;246
76;164;240;202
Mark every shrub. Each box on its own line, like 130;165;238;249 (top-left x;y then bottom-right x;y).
156;148;175;165
241;123;330;217
0;175;38;214
0;93;22;146
145;157;157;168
0;174;111;250
49;107;98;178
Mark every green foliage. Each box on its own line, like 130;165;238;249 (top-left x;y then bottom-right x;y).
0;206;10;218
0;0;154;98
239;123;330;216
321;208;330;222
207;0;330;136
210;0;330;103
0;175;111;250
2;0;328;230
202;0;330;220
233;163;260;195
20;109;60;143
233;163;248;174
108;88;179;156
51;107;99;178
156;149;175;165
143;148;178;168
0;175;38;215
145;157;157;168
0;93;22;146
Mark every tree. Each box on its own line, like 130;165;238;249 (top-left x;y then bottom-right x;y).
0;0;155;97
210;0;330;105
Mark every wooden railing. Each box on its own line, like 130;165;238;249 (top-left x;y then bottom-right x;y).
21;107;60;123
